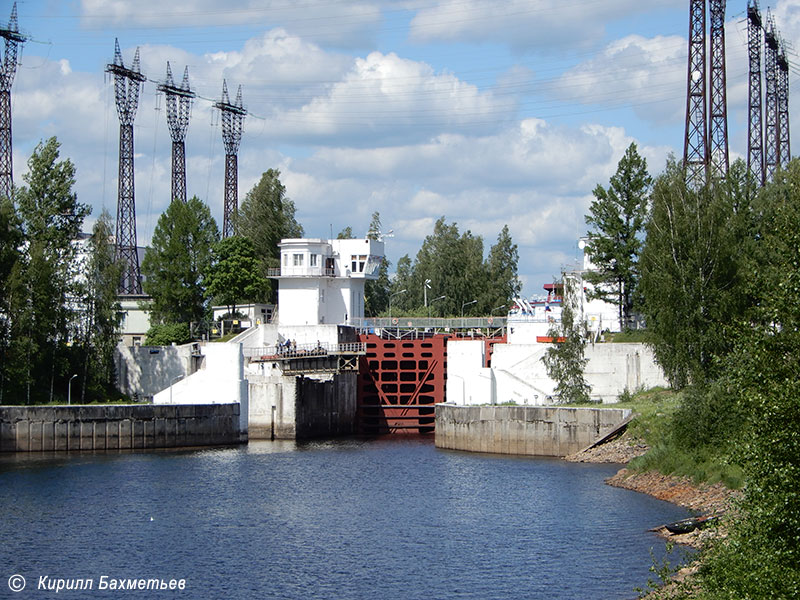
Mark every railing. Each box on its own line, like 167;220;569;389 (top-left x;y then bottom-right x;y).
350;317;507;330
266;267;336;278
243;342;366;359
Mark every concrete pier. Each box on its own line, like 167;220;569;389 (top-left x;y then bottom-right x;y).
0;404;243;452
435;404;632;457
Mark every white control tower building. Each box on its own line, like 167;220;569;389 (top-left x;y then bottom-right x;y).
270;237;385;326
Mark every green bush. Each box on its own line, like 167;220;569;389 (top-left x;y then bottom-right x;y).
144;323;191;346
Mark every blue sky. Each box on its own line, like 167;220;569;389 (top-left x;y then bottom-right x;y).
7;0;800;298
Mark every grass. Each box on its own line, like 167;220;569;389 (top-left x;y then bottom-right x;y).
573;386;743;488
601;329;653;343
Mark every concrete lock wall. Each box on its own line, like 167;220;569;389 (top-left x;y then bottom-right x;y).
115;343;200;399
0;404;243;452
435;404;632;457
248;372;357;440
484;342;669;404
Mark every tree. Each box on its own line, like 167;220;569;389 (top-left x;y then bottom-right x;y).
145;323;191;346
141;196;219;327
584;143;652;329
695;160;800;598
205;236;269;315
0;197;23;403
365;212;390;316
76;211;123;401
541;276;591;403
639;158;749;388
336;226;353;239
483;224;521;313
14;137;90;403
237;169;303;302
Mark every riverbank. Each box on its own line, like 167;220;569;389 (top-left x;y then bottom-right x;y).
567;430;741;599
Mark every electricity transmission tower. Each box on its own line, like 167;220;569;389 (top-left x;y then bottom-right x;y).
764;13;780;182
0;3;24;201
106;40;146;295
708;0;729;179
215;81;245;238
747;0;764;186
684;0;708;189
157;63;195;203
777;41;791;169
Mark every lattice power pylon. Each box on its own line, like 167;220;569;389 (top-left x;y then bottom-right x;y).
777;41;791;169
684;0;708;188
215;80;246;238
158;63;195;203
0;3;24;201
708;0;729;179
106;40;146;295
747;0;764;187
764;13;780;182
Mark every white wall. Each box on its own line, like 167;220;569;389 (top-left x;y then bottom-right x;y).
153;343;249;433
448;340;669;405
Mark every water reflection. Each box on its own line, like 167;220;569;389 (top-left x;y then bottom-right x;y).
0;437;689;600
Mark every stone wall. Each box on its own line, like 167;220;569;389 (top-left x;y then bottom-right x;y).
0;404;243;452
248;372;357;440
435;404;631;457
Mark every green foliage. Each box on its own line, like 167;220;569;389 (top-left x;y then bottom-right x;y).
236;169;303;302
145;323;191;346
77;211;124;401
541;277;591;403
336;226;353;239
365;212;390;316
205;236;269;312
639;158;749;388
141;196;219;326
585;143;651;327
389;217;519;317
3;137;90;404
483;224;522;313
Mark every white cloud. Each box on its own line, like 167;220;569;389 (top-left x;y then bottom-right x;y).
79;0;384;48
408;0;685;50
554;34;686;125
262;51;513;145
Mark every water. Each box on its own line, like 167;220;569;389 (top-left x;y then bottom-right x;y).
0;438;690;599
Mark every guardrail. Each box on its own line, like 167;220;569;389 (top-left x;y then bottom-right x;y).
266;267;336;278
243;342;366;360
350;317;507;330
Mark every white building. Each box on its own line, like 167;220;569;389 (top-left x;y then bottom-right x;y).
271;237;384;326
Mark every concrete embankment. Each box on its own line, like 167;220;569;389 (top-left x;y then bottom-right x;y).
0;404;244;452
435;404;631;457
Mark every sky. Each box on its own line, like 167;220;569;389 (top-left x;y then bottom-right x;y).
6;0;800;299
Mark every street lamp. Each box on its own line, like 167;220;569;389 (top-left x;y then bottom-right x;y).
389;289;407;322
424;279;431;307
429;295;446;318
461;299;477;318
492;304;506;315
170;375;184;405
67;374;78;406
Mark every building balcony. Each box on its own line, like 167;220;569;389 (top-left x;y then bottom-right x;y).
267;267;337;278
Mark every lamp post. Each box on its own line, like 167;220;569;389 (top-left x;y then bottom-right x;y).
492;304;506;315
424;279;431;308
170;375;184;405
67;374;77;406
461;299;477;318
429;295;446;318
389;289;406;322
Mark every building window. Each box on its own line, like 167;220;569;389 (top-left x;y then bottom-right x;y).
283;254;288;266
310;254;318;267
293;254;304;266
358;255;366;272
351;255;357;272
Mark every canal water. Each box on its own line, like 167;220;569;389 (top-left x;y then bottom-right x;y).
0;437;690;599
